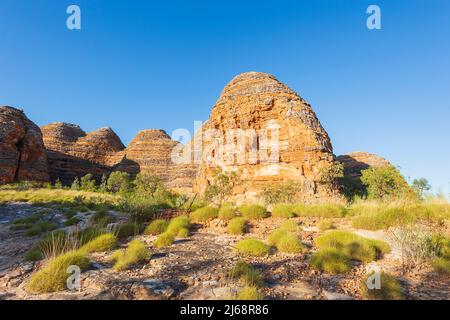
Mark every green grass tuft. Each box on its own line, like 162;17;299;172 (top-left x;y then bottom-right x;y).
267;229;288;246
310;248;352;274
361;272;404;300
235;238;270;257
78;234;117;254
238;205;268;220
190;207;219;222
229;261;263;287
276;234;305;254
317;219;335;232
271;204;295;218
279;220;299;232
293;204;347;218
166;216;191;235
154;232;175;248
116;222;142;239
235;286;264;300
227;217;247;235
144;219;169;235
218;206;236;220
110;240;149;271
432;257;450;274
27;251;90;293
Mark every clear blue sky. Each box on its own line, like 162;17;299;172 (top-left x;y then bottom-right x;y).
1;0;449;194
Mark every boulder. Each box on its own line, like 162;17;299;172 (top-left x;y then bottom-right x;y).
0;106;49;184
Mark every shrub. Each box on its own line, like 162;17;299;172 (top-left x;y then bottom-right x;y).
134;173;164;197
279;220;299;232
432;257;450;274
293;204;346;218
154;232;175;248
318;220;335;232
235;239;270;257
80;174;97;192
262;181;301;204
27;251;90;293
267;229;288;246
239;205;268;220
110;240;149;271
78;234;117;254
218;206;236;220
276;234;305;254
116;222;142;239
166;216;191;235
236;286;264;300
315;230;390;262
107;171;132;194
190;206;219;223
120;194;161;222
351;207;415;231
144;219;169;235
229;261;263;287
361;272;404;300
361;165;415;200
24;221;58;237
271;204;295;218
227;218;247;235
176;227;190;238
310;248;352;274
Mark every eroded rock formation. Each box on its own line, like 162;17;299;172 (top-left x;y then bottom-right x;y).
190;72;336;202
41;123;125;184
0;106;49;183
336;151;391;182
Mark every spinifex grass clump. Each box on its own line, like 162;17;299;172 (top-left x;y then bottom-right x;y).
310;248;352;274
115;222;142;239
154;232;175;248
166;215;191;236
235;239;270;257
229;261;263;287
267;229;288;246
361;272;404;300
238;205;268;220
218;206;236;220
279;220;299;232
235;286;264;300
27;251;90;293
293;204;347;218
78;234;117;254
318;219;335;232
276;234;305;254
315;230;390;263
271;204;295;218
351;207;414;231
190;206;219;222
110;240;149;271
431;234;450;274
227;217;247;235
144;219;169;235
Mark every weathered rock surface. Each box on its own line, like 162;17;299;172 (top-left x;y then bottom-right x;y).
336;152;391;182
190;72;335;202
0;106;49;184
41;123;125;184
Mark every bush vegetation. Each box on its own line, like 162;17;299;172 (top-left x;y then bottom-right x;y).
190;206;219;222
271;204;295;218
144;219;169;235
293;204;347;218
361;272;404;300
235;286;264;300
235;239;270;257
110;240;149;271
78;234;117;254
276;234;305;254
238;205;268;220
218;205;236;220
318;219;335;232
154;232;175;248
310;248;352;274
229;261;263;287
227;217;247;235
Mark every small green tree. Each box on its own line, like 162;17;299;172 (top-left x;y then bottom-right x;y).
71;177;80;190
80;174;96;192
412;178;431;199
319;161;344;193
204;168;240;203
54;179;63;189
134;173;164;197
361;165;413;200
107;171;132;194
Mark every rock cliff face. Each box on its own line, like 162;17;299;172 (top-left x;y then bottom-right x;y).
336;152;391;182
0;106;49;183
190;72;335;202
41;123;125;184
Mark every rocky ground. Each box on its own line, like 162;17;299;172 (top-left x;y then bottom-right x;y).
0;203;448;300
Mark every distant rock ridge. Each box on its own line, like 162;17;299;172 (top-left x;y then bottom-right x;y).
0;106;49;183
336;151;391;182
0;73;395;202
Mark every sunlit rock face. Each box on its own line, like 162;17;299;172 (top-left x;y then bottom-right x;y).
0;106;49;184
190;72;336;202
